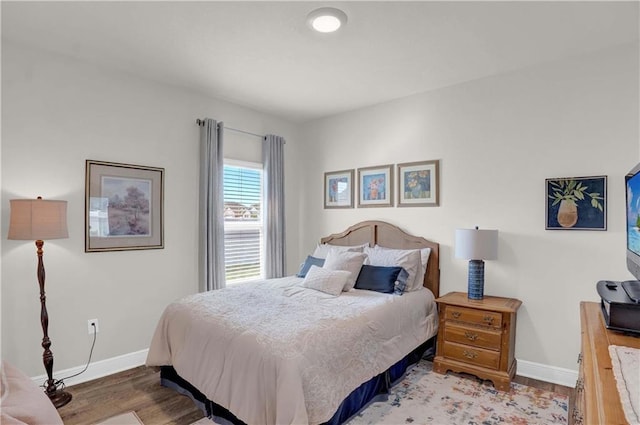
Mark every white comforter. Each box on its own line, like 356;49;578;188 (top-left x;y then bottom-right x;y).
146;276;438;425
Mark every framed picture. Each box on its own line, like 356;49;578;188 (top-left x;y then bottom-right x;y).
358;164;394;208
85;160;165;252
397;160;440;207
324;169;354;209
545;175;607;230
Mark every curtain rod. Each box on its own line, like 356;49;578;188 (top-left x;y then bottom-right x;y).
195;119;265;139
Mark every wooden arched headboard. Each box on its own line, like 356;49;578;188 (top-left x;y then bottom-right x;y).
320;220;440;298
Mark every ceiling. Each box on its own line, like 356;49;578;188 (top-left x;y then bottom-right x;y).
2;1;638;122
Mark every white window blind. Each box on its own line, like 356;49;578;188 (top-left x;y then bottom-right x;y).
223;162;263;283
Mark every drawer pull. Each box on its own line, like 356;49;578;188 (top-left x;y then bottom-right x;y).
483;315;495;324
451;311;461;319
462;350;478;359
464;331;479;341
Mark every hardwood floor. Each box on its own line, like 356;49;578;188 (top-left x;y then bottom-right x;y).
513;374;575;400
58;364;574;425
58;366;204;425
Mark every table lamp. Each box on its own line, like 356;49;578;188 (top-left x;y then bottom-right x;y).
455;226;498;300
8;196;72;408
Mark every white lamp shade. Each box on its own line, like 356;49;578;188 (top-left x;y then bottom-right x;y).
455;228;498;260
8;198;68;241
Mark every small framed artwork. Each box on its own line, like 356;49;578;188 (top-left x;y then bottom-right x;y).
397;160;440;207
545;175;607;230
324;169;354;209
358;164;394;208
85;160;165;252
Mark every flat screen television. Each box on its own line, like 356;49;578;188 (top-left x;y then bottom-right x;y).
599;165;640;330
625;162;640;280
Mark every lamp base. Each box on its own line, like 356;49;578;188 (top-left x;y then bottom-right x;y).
467;259;485;300
47;388;72;409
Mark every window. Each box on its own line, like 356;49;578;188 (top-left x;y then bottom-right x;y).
223;161;263;283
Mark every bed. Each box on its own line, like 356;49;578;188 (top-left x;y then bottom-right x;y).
146;220;440;425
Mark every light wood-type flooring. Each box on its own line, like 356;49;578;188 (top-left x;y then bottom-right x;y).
58;365;574;425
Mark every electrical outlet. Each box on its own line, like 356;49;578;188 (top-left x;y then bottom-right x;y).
87;319;99;334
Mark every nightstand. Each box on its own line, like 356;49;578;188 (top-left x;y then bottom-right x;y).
433;291;522;391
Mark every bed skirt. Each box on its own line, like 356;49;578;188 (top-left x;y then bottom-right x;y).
160;336;435;425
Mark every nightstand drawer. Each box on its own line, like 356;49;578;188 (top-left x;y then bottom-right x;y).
445;305;502;328
443;323;502;350
442;341;501;370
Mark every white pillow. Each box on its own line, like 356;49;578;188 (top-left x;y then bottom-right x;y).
371;245;431;290
323;250;367;291
301;265;351;296
312;243;367;259
0;361;64;425
365;246;427;292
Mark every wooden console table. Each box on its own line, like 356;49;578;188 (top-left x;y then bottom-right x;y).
575;302;640;424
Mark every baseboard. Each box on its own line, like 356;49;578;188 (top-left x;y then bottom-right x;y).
517;359;578;388
31;349;149;388
30;349;578;390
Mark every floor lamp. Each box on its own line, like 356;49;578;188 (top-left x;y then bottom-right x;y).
8;196;72;408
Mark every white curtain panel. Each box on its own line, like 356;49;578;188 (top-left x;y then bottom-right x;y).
199;118;226;291
263;134;286;278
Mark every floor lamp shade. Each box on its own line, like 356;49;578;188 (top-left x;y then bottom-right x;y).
8;198;68;241
455;228;498;300
7;197;71;408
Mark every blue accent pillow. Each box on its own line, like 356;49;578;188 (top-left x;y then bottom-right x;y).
296;255;325;278
355;265;409;295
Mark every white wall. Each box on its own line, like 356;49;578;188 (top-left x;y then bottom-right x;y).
1;41;300;377
298;42;639;372
2;38;637;383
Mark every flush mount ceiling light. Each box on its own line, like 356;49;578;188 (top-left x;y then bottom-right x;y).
307;7;347;33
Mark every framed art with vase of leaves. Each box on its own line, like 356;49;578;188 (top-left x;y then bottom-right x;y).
545;175;606;230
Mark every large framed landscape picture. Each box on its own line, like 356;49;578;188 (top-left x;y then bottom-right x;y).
85;160;164;252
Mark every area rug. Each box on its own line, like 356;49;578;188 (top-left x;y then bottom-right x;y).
346;361;568;424
192;360;568;425
96;411;143;425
